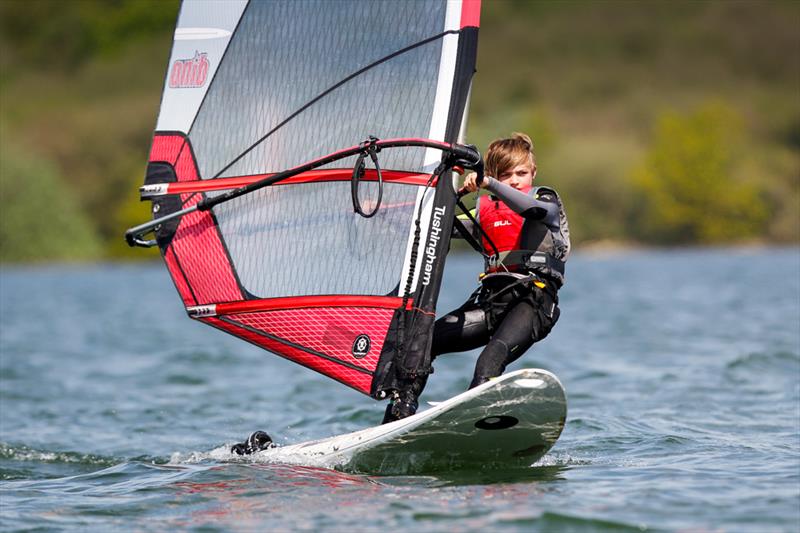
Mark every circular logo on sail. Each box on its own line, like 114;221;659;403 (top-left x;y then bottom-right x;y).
352;334;371;359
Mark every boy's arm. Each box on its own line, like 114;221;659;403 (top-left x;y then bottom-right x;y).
484;178;559;221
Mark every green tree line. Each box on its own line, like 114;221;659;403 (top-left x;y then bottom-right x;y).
1;0;797;262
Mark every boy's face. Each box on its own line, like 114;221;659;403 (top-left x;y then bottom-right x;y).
497;162;535;190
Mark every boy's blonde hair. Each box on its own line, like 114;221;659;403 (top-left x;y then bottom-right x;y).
485;132;536;178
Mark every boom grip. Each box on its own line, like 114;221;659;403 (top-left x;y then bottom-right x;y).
450;143;481;165
449;143;483;198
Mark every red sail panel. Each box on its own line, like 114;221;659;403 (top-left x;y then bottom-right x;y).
164;246;195;306
150;134;243;305
214;295;410;315
230;306;393;372
171;204;242;305
149;134;184;166
460;0;481;28
156;169;434;196
204;305;396;395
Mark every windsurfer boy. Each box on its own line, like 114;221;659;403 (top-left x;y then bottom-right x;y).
384;132;570;423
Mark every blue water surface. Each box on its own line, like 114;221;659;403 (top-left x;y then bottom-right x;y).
1;247;798;531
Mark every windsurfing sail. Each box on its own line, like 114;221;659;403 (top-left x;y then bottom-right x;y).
126;0;482;399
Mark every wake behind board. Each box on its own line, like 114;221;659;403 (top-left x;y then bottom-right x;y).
259;369;567;475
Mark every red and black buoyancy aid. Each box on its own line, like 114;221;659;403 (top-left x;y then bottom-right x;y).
477;185;570;286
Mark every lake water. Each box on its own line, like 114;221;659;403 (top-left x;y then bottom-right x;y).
1;248;798;531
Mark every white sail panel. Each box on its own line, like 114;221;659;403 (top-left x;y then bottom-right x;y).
155;0;248;133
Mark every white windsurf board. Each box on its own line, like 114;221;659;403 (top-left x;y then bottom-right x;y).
255;368;567;474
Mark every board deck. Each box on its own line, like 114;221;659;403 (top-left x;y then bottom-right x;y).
259;369;567;474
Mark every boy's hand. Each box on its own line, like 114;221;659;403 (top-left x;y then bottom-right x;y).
463;172;490;192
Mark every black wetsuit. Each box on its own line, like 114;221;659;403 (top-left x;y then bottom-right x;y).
433;178;566;387
431;276;559;387
383;178;569;423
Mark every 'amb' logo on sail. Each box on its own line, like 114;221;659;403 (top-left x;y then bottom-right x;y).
169;51;210;88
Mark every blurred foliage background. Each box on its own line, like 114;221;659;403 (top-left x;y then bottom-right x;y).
0;0;797;262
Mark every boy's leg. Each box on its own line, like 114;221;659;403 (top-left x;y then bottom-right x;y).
469;296;558;388
431;302;491;356
382;303;490;424
416;301;491;400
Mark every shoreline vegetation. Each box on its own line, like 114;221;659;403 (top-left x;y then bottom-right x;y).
1;0;797;263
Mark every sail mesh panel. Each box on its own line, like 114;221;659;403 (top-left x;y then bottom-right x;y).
188;0;447;178
212;180;420;298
